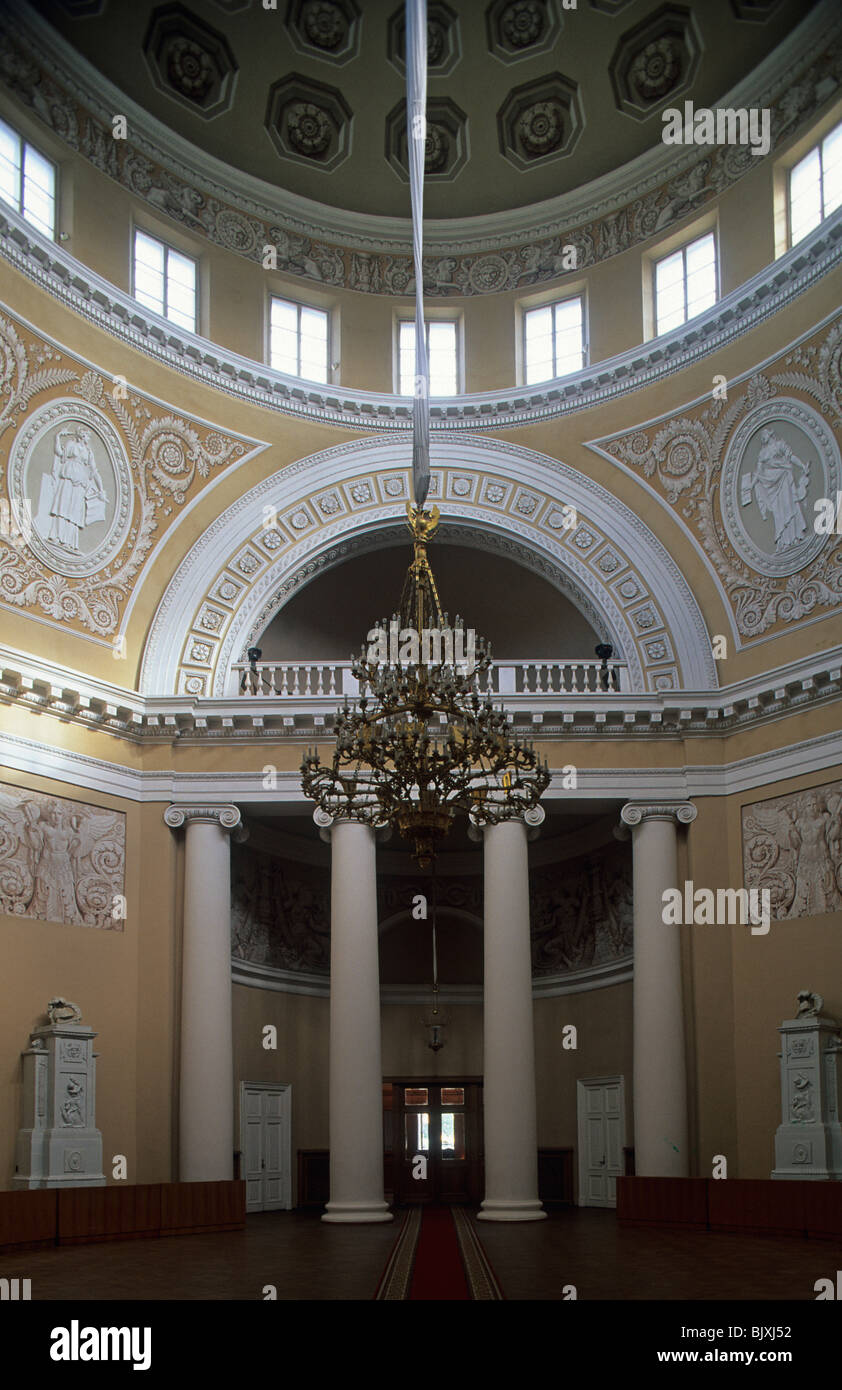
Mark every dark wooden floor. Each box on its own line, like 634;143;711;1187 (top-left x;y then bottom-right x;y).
1;1207;838;1301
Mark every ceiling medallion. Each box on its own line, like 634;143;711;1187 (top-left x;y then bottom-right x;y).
265;74;352;169
286;0;361;63
497;72;583;167
610;4;700;121
387;2;461;77
301;506;549;868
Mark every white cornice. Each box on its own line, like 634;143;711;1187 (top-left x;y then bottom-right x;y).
6;0;840;256
0;641;839;746
1;205;840;430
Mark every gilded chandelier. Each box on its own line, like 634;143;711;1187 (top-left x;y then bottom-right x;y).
301;504;550;866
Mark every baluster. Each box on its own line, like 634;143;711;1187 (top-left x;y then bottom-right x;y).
314;665;324;695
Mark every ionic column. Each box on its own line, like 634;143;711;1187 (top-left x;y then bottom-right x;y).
318;812;392;1224
478;807;546;1222
620;801;697;1178
164;804;244;1183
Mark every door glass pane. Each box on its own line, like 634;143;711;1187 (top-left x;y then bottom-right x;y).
440;1112;465;1160
404;1112;429;1153
440;1087;464;1106
404;1087;428;1106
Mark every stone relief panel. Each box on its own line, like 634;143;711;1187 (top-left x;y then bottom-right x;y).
0;782;126;930
231;843;330;974
742;779;842;920
2;19;839;294
0;310;262;638
590;315;842;642
530;840;633;975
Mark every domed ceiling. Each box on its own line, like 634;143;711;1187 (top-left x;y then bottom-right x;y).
26;0;817;220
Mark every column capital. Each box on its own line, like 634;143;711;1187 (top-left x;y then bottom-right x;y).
621;801;697;830
164;804;245;837
469;804;546;834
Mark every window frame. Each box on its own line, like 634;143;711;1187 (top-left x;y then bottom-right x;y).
652;229;719;338
268;293;331;383
521;293;588;386
394;314;462;397
0;115;58;240
786;118;842;248
131;226;199;332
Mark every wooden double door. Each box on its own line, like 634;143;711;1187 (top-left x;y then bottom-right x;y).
385;1078;483;1204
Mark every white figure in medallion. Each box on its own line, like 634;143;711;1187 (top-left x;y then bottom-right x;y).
739;428;810;552
37;426;107;553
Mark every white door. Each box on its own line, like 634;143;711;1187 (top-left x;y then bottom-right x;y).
577;1076;625;1208
240;1083;292;1212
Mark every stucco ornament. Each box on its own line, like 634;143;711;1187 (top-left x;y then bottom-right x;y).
287;102;332;157
501;1;544;47
742;780;842;920
0;313;254;636
0;784;125;930
596;319;842;639
518;100;563;156
47;998;83;1025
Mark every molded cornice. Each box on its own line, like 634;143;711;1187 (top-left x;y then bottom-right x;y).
1;205;840;431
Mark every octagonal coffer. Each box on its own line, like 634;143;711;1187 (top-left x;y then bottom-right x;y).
143;3;238;119
497;72;584;169
609;3;701;121
386;96;468;183
265;74;353;171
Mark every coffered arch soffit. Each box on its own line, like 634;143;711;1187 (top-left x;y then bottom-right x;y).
139;435;717;697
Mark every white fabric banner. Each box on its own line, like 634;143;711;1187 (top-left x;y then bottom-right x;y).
406;0;430;509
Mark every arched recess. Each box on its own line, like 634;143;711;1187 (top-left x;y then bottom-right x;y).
140;434;717;696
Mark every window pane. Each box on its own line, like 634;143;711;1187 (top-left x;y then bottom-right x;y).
684;233;715;278
655;249;684;292
404;1113;430;1153
271;298;298;332
22;184;54;238
790;147;822;244
440;1087;464;1106
404;1087;428;1106
822;123;842;217
524;305;552;342
300;305;328;341
166;248;196;290
440;1113;465;1160
23;145;54;195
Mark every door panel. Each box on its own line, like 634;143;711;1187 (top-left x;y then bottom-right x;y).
241;1085;291;1213
390;1079;482;1204
577;1077;625;1208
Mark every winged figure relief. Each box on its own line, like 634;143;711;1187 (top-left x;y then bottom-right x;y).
743;789;841;919
0;790;123;927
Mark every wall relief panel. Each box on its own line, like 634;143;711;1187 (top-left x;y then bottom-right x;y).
589;315;842;642
231;842;330;974
0;310;264;639
0;781;126;929
530;839;633;975
742;778;842;920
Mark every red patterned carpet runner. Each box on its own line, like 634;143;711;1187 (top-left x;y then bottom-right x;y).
374;1206;504;1300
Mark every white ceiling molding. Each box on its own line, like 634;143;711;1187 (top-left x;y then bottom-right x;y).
0;206;840;430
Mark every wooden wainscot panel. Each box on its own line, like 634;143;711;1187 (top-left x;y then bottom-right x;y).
298;1150;330;1209
0;1190;58;1252
804;1182;842;1241
538;1148;574;1205
160;1180;246;1236
617;1177;709;1227
57;1184;163;1245
708;1178;808;1237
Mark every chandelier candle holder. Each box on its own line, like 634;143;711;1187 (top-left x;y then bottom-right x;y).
301;503;550;867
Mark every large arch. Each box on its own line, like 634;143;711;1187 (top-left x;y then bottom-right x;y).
140;434;717;696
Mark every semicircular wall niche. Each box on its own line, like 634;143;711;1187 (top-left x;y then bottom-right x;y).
140;434;717;696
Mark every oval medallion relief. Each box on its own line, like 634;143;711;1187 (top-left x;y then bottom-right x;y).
8;400;132;578
722;399;840;579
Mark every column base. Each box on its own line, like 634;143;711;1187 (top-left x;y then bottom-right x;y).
477;1199;546;1223
322;1201;393;1224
